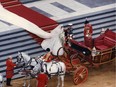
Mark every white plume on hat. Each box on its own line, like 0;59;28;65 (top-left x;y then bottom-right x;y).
68;23;73;26
101;28;105;32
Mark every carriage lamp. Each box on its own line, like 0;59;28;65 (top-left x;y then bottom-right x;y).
100;28;106;35
83;51;86;55
92;47;97;57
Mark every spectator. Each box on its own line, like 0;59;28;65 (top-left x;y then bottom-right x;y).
6;56;16;86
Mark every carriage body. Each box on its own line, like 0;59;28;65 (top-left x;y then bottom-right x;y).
65;40;115;67
58;29;116;85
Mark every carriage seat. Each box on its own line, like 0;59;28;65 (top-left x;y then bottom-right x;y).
94;29;116;50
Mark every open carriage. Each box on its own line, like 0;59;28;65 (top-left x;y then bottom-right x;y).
57;29;116;85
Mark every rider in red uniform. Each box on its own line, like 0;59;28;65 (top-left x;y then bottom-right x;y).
84;18;93;48
36;70;48;87
42;48;54;78
43;48;54;62
6;56;16;86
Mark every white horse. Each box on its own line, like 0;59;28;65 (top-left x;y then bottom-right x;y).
16;52;39;87
17;52;66;87
0;74;4;87
32;58;66;87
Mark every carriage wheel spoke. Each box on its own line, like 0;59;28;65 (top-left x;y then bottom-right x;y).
74;77;79;83
79;68;87;78
73;66;88;85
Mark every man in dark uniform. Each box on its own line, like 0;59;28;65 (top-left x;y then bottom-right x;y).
6;56;16;86
65;23;73;37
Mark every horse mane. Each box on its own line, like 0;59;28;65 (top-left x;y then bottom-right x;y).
21;52;30;60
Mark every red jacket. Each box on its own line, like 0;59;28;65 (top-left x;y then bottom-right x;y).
84;24;93;48
37;73;48;87
84;24;93;37
43;52;54;62
6;59;16;78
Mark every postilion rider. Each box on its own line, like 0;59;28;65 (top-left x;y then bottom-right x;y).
42;48;55;78
43;48;54;62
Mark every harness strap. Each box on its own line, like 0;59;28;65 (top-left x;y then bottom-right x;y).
56;62;63;74
40;61;44;72
43;63;51;78
44;62;63;77
56;63;59;75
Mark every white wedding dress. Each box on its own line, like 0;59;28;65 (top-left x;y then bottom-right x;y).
0;3;64;55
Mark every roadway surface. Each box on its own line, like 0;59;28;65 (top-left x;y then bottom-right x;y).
4;61;115;87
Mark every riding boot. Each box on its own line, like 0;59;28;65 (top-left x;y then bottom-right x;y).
6;78;12;86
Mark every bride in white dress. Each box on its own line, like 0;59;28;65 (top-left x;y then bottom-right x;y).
0;3;65;56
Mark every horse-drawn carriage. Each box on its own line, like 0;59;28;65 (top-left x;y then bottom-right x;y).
15;30;116;87
56;29;116;85
1;1;112;85
0;0;115;86
16;29;115;87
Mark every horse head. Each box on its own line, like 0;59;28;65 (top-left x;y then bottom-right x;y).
16;52;30;67
31;58;43;75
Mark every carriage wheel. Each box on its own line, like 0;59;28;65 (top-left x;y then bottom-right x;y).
73;65;88;85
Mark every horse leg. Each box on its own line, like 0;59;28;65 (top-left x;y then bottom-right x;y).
57;75;60;87
60;75;64;87
2;79;4;87
27;75;31;87
23;75;26;87
0;82;2;87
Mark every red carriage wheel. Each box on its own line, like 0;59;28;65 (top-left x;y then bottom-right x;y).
73;65;88;85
